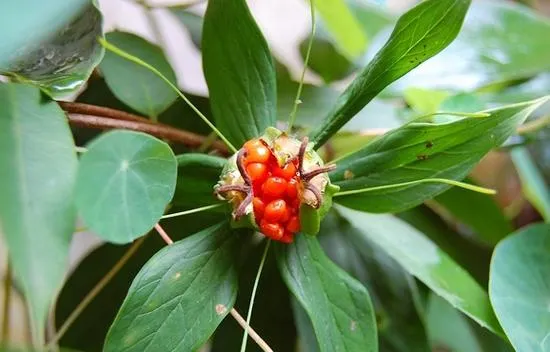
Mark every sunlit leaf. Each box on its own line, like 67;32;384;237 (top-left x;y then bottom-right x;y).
0;84;77;344
104;222;242;352
276;235;378;352
331;98;548;213
75;130;177;243
489;223;550;351
203;0;276;147
310;0;471;147
379;1;550;93
312;0;368;59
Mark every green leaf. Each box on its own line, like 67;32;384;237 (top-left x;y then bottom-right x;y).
0;84;77;344
56;212;224;351
202;0;276;147
276;68;401;132
434;180;513;246
511;147;550;222
404;88;450;115
349;0;395;39
276;235;378;352
75;130;177;244
0;3;104;97
313;0;368;59
173;153;225;208
318;212;430;352
309;0;472;148
299;27;355;84
212;241;297;352
169;8;203;50
399;206;492;286
103;222;242;352
331;98;548;213
489;223;550;351
0;1;88;67
99;31;178;118
426;294;483;352
299;2;392;83
336;205;504;335
382;1;550;93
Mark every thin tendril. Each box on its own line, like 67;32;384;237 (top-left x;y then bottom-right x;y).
334;178;496;197
99;38;238;153
240;240;271;352
161;203;224;219
287;0;316;133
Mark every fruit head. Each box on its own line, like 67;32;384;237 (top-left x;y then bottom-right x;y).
214;127;339;243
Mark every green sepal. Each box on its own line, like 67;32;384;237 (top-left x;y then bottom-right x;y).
299;183;340;236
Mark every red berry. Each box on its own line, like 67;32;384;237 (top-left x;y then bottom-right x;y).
273;162;297;180
243;140;270;164
263;199;288;223
260;220;284;240
246;163;268;183
253;197;265;219
262;177;287;199
286;178;298;199
280;231;294;243
286;215;300;233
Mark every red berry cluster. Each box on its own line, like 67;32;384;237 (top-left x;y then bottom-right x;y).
242;139;301;243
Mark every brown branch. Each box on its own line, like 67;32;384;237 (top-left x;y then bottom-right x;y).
60;102;229;155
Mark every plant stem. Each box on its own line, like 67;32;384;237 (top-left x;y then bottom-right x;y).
335;178;496;197
240;240;271;352
67;113;229;155
230;308;273;352
154;223;174;245
161;204;224;219
46;236;146;350
99;38;238;153
287;0;316;133
154;225;273;352
60;101;229;155
517;115;550;135
2;259;12;343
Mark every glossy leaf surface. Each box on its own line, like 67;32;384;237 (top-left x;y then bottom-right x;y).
336;205;503;335
75;130;177;244
332;98;548;213
0;1;88;67
56;212;225;351
381;1;550;93
104;223;241;352
0;3;103;97
100;31;178;117
276;235;377;352
0;84;77;344
490;223;550;351
203;0;276;147
310;0;471;148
